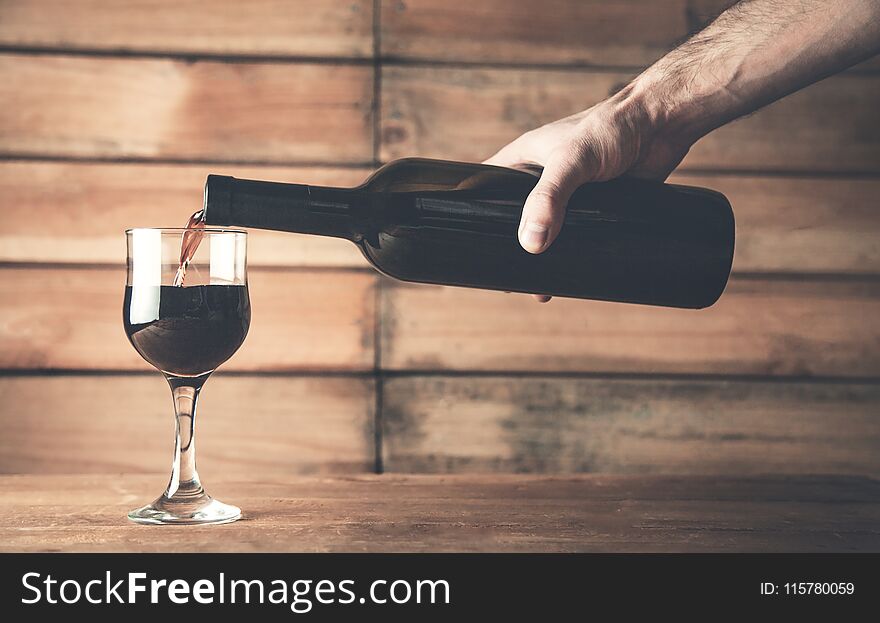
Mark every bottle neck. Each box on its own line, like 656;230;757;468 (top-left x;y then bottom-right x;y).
203;175;366;241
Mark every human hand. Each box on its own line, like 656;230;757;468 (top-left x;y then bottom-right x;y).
486;95;693;254
484;93;693;301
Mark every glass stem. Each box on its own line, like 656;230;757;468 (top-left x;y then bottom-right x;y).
164;373;210;501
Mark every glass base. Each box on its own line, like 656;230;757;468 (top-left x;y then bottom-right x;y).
128;491;241;525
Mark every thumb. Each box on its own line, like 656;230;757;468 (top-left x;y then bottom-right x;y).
518;154;587;254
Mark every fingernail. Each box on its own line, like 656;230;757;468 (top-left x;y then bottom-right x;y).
520;221;549;252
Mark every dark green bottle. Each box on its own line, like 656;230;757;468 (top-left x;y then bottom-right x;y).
203;158;735;308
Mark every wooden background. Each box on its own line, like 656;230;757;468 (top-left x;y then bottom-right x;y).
1;0;878;478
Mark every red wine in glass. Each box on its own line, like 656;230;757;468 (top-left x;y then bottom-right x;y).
123;284;250;377
124;227;249;525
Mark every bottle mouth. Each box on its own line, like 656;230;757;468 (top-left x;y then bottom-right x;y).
203;174;235;227
125;227;247;235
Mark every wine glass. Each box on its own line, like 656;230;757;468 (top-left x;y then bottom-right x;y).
123;228;250;524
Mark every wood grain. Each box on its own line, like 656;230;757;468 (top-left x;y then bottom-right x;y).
380;66;880;172
0;0;373;58
380;0;687;66
380;0;880;71
0;375;374;475
3;164;876;275
380;65;632;162
1;474;878;552
687;74;880;172
667;174;880;275
0;266;375;371
381;277;880;376
0;54;373;163
382;376;880;474
0;161;371;267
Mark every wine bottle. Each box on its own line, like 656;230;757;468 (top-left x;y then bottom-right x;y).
203;158;735;308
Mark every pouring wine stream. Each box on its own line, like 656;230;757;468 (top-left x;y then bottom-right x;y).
173;209;206;287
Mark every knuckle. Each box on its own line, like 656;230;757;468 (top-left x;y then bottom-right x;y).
526;187;564;221
530;187;558;205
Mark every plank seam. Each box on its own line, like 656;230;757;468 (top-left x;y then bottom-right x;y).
0;154;380;168
0;46;375;65
371;0;382;164
3;155;880;179
372;0;385;475
3;263;877;281
1;46;877;76
0;369;877;385
0;262;375;273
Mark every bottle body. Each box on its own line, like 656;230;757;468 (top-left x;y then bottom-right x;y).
204;158;735;308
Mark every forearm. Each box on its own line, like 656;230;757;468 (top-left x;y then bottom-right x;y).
624;0;880;145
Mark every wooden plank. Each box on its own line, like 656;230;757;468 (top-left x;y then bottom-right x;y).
381;277;880;376
382;376;880;474
688;0;880;72
0;0;373;58
688;74;880;172
0;266;375;371
0;161;371;267
0;54;373;163
2;164;876;276
380;66;880;172
0;375;375;475
380;65;632;162
1;474;878;552
380;0;880;71
380;0;688;66
667;174;880;275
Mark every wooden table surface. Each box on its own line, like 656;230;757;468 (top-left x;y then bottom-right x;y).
2;474;879;553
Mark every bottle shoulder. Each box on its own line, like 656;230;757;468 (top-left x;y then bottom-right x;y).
361;158;539;193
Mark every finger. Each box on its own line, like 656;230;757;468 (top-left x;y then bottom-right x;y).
518;152;588;254
483;141;525;168
533;295;552;303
